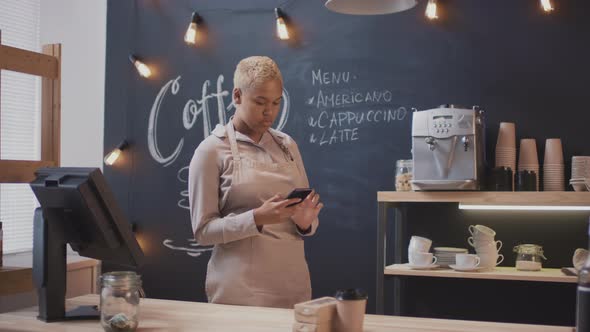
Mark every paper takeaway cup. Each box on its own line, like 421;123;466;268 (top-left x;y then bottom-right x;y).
334;289;368;332
518;139;539;166
544;138;564;165
496;122;516;149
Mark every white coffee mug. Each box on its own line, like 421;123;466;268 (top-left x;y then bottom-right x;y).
455;253;480;268
469;238;502;253
468;225;496;238
409;252;437;266
408;236;432;253
468;236;493;247
478;253;504;268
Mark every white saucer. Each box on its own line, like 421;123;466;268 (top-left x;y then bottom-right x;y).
449;264;485;272
407;264;440;270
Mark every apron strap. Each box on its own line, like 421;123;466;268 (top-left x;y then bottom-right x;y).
226;120;241;162
268;131;294;162
228;118;295;164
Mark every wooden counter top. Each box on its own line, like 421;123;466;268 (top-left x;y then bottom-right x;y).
0;294;573;332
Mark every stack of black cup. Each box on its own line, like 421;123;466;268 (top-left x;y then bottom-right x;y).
489;167;513;191
515;170;537;191
489;167;537;191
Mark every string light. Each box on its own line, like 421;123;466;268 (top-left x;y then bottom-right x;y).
104;140;129;166
184;12;200;45
128;55;152;78
425;0;438;20
540;0;554;12
128;2;559;77
275;8;290;40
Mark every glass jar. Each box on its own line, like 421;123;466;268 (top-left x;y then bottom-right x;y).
100;271;142;332
395;159;413;191
513;244;547;271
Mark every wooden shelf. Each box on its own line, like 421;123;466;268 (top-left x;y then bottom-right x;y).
0;253;99;296
384;264;577;283
0;266;33;296
378;191;590;206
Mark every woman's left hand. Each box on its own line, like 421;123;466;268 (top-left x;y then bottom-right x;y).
292;190;323;232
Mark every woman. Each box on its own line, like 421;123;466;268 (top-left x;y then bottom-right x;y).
188;56;323;308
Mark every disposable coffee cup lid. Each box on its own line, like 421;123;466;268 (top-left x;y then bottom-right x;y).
334;288;368;301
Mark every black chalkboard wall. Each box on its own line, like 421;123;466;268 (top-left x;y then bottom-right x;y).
104;0;590;325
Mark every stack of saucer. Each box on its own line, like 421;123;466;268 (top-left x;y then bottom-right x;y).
495;122;516;173
433;247;468;267
543;138;564;191
571;156;590;192
518;138;539;190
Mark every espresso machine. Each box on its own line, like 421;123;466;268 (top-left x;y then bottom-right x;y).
411;105;486;191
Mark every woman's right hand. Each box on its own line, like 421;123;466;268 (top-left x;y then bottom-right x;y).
253;194;302;226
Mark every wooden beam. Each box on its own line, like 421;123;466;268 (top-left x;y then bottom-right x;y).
1;30;2;205
0;160;56;183
41;44;61;166
0;44;59;79
1;31;3;176
0;38;61;184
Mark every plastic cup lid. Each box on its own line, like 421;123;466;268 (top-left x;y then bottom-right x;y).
334;288;368;301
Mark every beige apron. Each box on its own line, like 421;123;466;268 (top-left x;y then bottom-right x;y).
205;121;311;308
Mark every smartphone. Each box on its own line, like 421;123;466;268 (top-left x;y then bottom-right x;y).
286;188;313;207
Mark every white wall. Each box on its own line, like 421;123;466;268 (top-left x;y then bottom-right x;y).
40;0;106;168
0;0;107;313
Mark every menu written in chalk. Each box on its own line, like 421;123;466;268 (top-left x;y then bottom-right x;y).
306;68;409;146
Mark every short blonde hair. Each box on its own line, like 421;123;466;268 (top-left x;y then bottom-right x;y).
233;56;283;91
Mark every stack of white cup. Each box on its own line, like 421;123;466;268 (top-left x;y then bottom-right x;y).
518;139;539;190
467;225;504;271
543;138;565;191
408;236;437;268
571;156;590;192
495;122;517;174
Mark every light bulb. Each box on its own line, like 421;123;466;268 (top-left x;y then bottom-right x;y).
104;148;122;166
425;0;438;20
185;23;197;44
276;17;289;40
540;0;554;12
129;55;152;78
185;12;200;45
135;61;152;78
275;8;290;40
104;140;128;166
